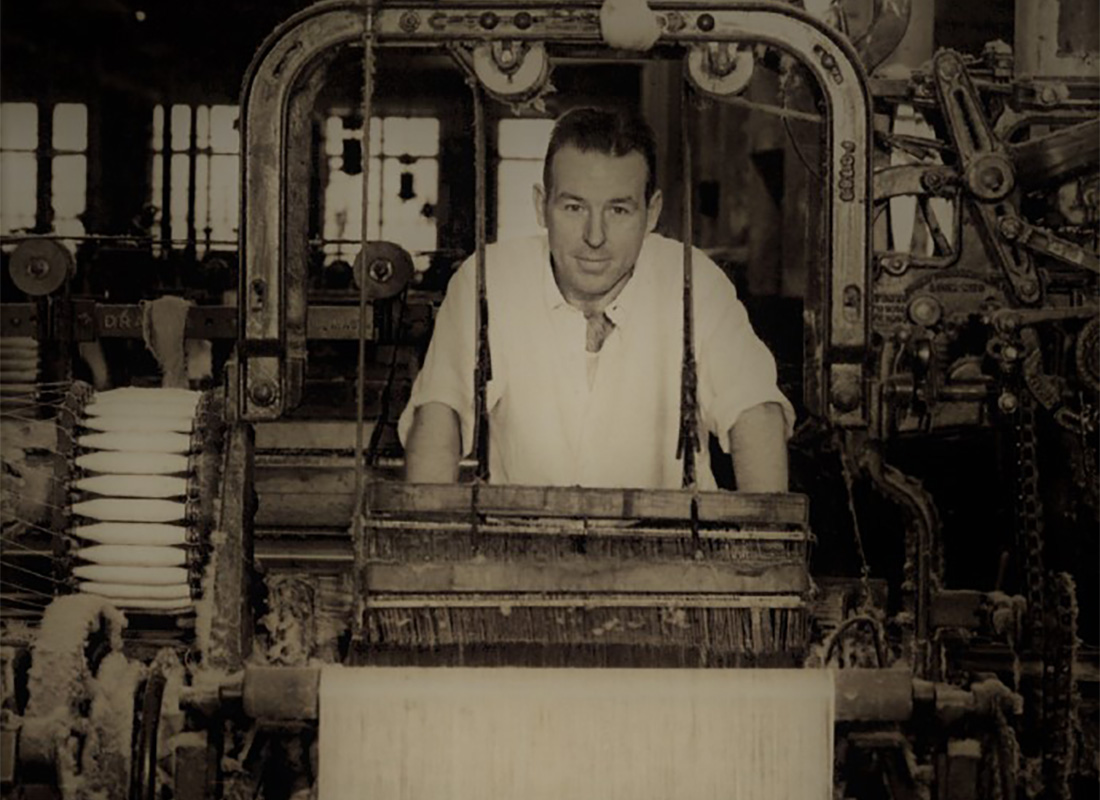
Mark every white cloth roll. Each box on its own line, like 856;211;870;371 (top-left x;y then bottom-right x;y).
73;564;189;585
74;474;190;498
72;522;189;546
80;415;194;434
318;667;835;800
71;498;187;523
76;452;190;476
94;387;200;401
78;582;192;600
78;432;192;454
75;544;186;567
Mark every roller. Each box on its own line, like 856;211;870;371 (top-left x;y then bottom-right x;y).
80;416;194;434
73;475;189;498
75;545;186;567
71;498;187;523
75;452;190;476
77;432;193;453
83;400;198;419
72;522;189;547
78;582;192;600
73;564;189;585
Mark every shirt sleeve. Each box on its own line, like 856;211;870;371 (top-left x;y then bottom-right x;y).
397;256;479;456
692;253;796;449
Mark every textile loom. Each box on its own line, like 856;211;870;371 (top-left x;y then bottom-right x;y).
1;0;1097;798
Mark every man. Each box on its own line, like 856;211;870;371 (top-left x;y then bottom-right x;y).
398;107;792;491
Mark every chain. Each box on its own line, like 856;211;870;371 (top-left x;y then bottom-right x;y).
1014;389;1045;656
1042;572;1079;800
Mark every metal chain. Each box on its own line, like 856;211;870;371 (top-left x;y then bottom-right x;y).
1042;572;1079;800
1014;389;1045;657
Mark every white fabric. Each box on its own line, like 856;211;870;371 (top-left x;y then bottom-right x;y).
398;233;794;489
318;667;835;800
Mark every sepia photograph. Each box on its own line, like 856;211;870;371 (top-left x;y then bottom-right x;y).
0;0;1097;797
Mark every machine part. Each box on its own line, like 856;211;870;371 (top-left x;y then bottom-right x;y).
9;238;73;296
20;596;143;797
996;215;1100;274
471;40;550;102
351;241;414;301
858;446;942;678
686;42;754;96
1042;572;1079;800
239;1;873;426
1075;317;1100;392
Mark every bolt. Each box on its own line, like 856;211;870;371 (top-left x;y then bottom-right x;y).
479;11;499;29
398;11;420;32
1038;85;1059;106
921;170;946;193
936;54;960;81
513;11;532;29
369;259;394;282
980;165;1006;192
998;216;1024;241
1002;345;1019;361
428;12;446;31
250;380;277;407
1019;279;1039;298
26;259;50;281
696;13;715;31
998;392;1018;413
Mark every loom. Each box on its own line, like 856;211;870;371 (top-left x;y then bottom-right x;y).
1;0;1097;798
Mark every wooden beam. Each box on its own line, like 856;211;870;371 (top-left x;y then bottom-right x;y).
367;483;809;526
365;560;808;594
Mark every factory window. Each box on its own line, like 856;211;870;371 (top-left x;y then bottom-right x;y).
150;104;240;256
1;102;88;239
496;118;554;241
322;114;439;266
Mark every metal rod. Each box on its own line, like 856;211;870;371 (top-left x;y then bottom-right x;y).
677;81;700;489
471;79;492;484
350;0;378;653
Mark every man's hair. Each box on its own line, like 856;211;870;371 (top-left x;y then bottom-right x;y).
542;107;659;203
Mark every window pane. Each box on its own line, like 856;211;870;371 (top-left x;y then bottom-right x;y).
382;117;439;157
325;115;344;157
171;105;191;152
151;153;163;215
1;152;36;233
497;160;544;240
210;105;239;153
170;153;189;241
498;118;554;159
52;153;86;220
209;153;239;246
53;104;88;151
195;153;210;252
195;105;211;151
152;105;165;152
380;157;437;252
1;103;38;150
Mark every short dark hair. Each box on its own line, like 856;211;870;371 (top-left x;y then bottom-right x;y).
542;107;658;203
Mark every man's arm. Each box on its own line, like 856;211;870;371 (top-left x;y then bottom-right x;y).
403;402;463;483
727;401;789;492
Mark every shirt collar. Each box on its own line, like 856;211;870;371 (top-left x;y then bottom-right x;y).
540;233;653;327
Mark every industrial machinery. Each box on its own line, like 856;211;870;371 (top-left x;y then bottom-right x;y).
0;0;1097;798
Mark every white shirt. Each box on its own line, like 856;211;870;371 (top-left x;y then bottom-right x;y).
397;233;794;489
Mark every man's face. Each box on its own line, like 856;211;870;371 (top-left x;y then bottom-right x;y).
534;145;662;309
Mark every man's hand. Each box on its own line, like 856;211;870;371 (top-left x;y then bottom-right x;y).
403;402;462;483
728;402;789;492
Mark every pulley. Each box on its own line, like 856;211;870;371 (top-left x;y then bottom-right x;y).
9;237;73;296
471;41;550;103
686;43;754;97
353;241;414;300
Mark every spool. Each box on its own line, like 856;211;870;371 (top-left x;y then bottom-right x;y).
9;238;73;296
353;241;415;300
